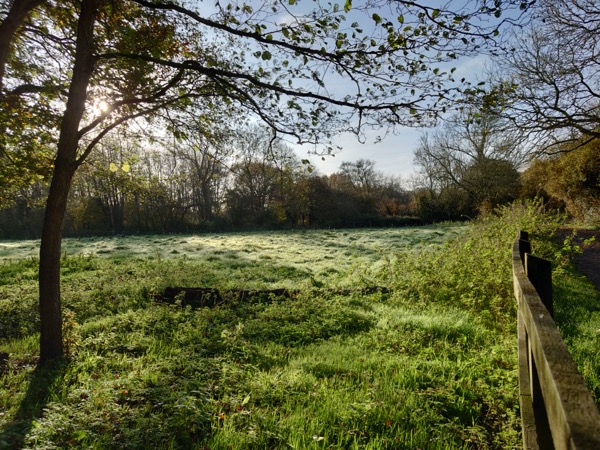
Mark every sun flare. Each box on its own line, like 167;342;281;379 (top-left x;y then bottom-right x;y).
91;99;110;116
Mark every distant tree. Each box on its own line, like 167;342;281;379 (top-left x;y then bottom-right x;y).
70;135;138;232
375;174;411;217
304;175;339;228
339;160;378;197
413;185;472;222
336;159;409;219
226;128;303;227
413;107;524;215
0;181;46;237
174;139;231;226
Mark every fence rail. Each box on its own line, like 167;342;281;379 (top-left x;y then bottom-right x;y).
512;231;600;449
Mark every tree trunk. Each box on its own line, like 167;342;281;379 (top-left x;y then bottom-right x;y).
38;161;76;361
38;0;99;363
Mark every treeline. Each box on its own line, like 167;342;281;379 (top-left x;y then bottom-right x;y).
409;109;599;225
0;128;418;238
2;122;598;239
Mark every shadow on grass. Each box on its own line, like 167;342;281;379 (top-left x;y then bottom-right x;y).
0;358;68;450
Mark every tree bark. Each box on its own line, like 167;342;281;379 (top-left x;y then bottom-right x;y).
0;0;45;92
38;0;99;363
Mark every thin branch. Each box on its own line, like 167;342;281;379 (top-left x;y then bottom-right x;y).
98;52;414;113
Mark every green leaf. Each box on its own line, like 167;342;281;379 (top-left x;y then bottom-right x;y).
398;15;404;24
242;394;251;405
372;13;381;24
109;163;119;172
289;0;295;4
72;430;88;441
261;51;272;60
344;0;352;13
432;9;440;19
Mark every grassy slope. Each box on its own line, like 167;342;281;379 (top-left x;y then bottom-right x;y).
0;207;595;449
554;266;600;404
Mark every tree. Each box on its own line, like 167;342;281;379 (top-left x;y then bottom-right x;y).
70;136;136;232
413;107;524;215
339;159;378;198
2;0;201;360
495;0;600;150
173;138;232;226
336;159;408;219
226;127;302;227
521;137;600;223
0;0;531;361
0;1;58;204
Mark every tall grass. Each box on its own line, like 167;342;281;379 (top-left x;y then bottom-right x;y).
1;200;596;449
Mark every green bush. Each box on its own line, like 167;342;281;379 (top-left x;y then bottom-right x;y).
376;199;566;329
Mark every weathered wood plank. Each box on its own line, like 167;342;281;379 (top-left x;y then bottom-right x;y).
518;311;540;450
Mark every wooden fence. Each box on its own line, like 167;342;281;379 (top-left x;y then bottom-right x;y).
512;231;600;449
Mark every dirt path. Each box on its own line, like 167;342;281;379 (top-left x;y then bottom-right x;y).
563;229;600;292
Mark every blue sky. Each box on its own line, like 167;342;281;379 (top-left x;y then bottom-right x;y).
297;127;422;180
297;52;492;181
215;0;513;182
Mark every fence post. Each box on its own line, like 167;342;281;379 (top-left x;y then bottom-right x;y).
514;231;600;449
525;253;553;318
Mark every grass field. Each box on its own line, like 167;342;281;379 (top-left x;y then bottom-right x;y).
0;227;463;290
0;205;597;449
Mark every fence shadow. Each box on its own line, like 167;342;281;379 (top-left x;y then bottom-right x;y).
0;358;67;450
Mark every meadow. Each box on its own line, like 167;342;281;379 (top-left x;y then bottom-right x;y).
0;203;598;449
0;227;463;289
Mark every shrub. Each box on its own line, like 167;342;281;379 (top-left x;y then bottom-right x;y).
378;199;566;329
